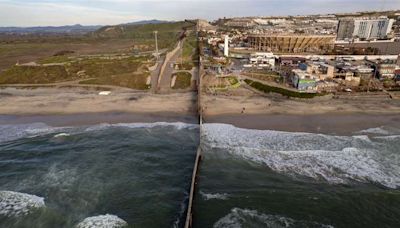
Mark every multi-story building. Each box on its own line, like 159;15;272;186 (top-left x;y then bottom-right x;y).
248;34;335;53
336;17;395;41
291;69;317;91
367;59;397;79
337;18;355;40
249;52;276;69
299;62;335;80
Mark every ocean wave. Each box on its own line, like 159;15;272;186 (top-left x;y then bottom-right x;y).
0;123;66;143
213;208;333;228
76;214;128;228
53;133;71;138
0;191;45;217
357;126;400;135
0;122;198;143
83;122;199;132
200;191;230;200
202;124;400;189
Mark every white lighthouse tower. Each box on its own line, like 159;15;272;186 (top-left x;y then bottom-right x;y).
224;35;229;57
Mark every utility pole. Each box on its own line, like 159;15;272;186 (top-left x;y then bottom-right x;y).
154;31;159;59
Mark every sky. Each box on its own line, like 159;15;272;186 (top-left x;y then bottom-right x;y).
0;0;399;27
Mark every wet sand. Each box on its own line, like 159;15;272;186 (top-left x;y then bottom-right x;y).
204;113;400;135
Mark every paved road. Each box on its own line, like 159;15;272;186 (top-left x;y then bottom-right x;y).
158;42;183;93
150;56;165;93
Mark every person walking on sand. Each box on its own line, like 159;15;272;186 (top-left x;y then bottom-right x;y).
241;107;245;114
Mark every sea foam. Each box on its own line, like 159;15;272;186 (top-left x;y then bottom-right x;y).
202;124;400;189
200;191;230;200
213;208;334;228
83;122;198;133
0;122;198;143
0;191;45;217
76;214;128;228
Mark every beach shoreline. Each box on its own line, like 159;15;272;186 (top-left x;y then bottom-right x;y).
0;112;199;127
204;113;400;135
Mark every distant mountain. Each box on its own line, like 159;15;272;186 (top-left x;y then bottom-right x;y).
125;20;172;25
0;24;102;35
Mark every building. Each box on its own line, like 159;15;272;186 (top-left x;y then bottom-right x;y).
337;18;355;40
249;52;276;69
248;34;335;53
353;65;374;80
224;35;229;57
225;18;256;28
336;17;395;41
299;62;335;80
397;54;400;66
278;57;306;67
291;69;317;91
367;59;397;79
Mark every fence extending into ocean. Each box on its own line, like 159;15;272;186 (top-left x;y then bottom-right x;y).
184;24;202;228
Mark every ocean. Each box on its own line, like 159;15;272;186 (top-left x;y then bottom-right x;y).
194;123;400;228
1;121;400;228
0;122;199;228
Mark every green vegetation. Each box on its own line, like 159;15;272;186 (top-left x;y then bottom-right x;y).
176;62;194;71
79;72;149;90
243;71;280;82
173;72;192;89
38;55;71;64
179;31;199;71
94;22;191;51
227;76;240;88
0;56;151;89
0;65;68;84
244;79;322;98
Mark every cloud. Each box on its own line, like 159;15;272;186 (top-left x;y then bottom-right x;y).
0;1;147;26
0;0;399;26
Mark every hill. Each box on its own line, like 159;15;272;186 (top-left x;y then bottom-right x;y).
0;24;101;35
92;21;192;50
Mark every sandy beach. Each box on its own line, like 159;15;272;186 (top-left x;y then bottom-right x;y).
1;86;400;133
204;113;400;135
201;91;400;134
0;87;198;115
201;92;400;116
0;87;199;126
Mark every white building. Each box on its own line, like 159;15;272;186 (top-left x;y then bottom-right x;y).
224;35;229;57
353;17;394;40
249;52;276;69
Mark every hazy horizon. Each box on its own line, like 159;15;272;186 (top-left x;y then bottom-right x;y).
0;0;399;27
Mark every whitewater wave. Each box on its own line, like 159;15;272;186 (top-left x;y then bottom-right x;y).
357;126;400;135
202;124;400;189
213;208;333;228
54;133;71;138
200;191;230;200
0;123;67;143
76;214;128;228
0;191;45;217
85;122;198;132
0;122;198;143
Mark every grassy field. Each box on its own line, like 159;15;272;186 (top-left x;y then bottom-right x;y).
0;21;188;76
0;65;69;84
95;21;190;51
0;56;151;89
79;72;150;90
244;79;322;98
173;72;192;89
